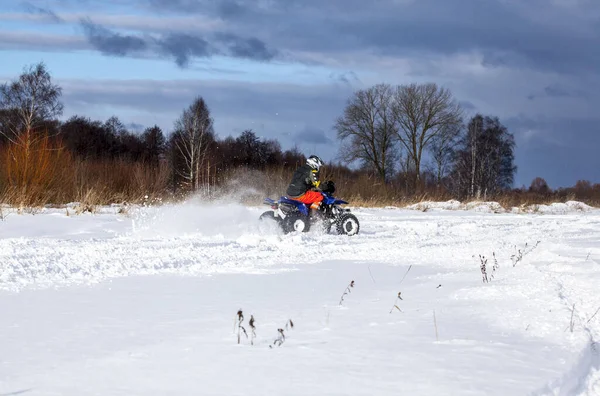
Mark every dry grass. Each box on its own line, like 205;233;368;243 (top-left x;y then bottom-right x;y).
0;134;172;208
0;137;598;211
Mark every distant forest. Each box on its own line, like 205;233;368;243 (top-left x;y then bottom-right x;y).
1;62;598;208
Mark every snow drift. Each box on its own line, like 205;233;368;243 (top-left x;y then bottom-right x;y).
405;199;596;214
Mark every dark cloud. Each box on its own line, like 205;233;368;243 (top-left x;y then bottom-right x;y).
22;1;63;23
155;33;212;67
81;18;147;56
215;33;277;61
329;71;360;86
292;126;333;145
146;0;600;75
154;31;277;65
217;0;246;18
14;1;600;75
78;19;277;66
544;84;571;98
527;84;588;100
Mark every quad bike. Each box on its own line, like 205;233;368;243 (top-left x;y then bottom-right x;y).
258;181;360;236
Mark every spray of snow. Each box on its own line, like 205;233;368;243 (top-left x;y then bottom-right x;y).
128;169;284;240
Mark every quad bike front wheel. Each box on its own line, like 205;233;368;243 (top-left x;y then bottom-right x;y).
336;213;360;236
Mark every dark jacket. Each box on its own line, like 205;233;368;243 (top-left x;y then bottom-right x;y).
286;164;320;197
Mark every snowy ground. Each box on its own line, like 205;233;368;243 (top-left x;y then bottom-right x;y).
1;199;600;395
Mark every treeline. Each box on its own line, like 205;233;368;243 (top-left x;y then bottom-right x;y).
0;62;598;208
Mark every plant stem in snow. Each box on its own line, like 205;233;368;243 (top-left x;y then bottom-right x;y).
587;307;600;324
339;280;355;306
273;328;285;347
249;315;256;345
368;263;376;285
270;320;293;348
236;310;247;344
399;265;412;286
570;304;575;333
511;241;541;267
479;255;489;283
433;310;439;341
490;252;499;280
389;292;403;313
285;319;294;330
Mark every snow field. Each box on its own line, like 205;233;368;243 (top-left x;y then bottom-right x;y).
0;199;599;395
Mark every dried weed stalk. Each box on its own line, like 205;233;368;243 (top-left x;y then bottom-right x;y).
270;319;293;348
389;292;403;313
235;309;248;344
511;241;541;267
433;310;439;341
479;254;489;283
399;265;413;285
285;319;294;330
339;280;355;306
273;328;285;347
249;315;256;345
490;252;499;280
368;263;376;285
586;307;600;324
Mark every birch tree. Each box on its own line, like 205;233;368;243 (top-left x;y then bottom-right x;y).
0;62;63;142
0;62;64;200
450;114;516;198
172;96;215;191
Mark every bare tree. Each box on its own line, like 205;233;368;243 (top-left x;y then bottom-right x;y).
0;62;63;142
529;177;550;194
141;125;166;168
392;83;462;191
334;83;398;182
428;123;462;190
172;96;215;191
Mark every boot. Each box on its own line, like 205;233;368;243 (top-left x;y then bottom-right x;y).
309;202;325;220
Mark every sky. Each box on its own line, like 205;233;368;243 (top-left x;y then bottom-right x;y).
1;0;599;188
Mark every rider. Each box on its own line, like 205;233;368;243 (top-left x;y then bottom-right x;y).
286;155;325;211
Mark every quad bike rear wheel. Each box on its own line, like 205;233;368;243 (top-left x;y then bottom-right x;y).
258;210;281;230
259;210;279;222
282;213;310;234
336;213;360;236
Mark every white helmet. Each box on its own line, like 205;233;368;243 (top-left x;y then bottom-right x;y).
306;155;324;170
